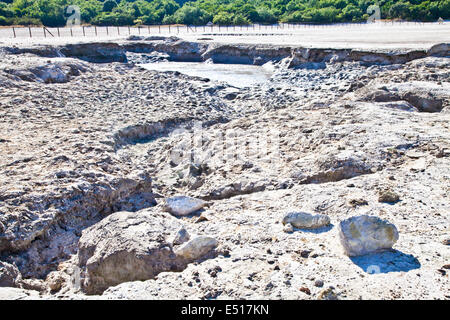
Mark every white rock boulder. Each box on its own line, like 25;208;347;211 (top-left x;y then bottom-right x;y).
282;212;330;229
338;215;399;256
174;236;218;261
77;209;184;294
77;208;218;294
164;196;207;216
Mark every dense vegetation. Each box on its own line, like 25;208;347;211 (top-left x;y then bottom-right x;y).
0;0;448;27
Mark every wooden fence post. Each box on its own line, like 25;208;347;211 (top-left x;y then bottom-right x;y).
12;27;16;38
43;27;54;37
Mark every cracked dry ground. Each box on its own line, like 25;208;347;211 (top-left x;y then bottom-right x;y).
0;47;449;299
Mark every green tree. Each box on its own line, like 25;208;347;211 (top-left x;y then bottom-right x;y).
389;1;410;19
213;11;232;24
173;4;211;25
255;6;277;23
103;0;118;12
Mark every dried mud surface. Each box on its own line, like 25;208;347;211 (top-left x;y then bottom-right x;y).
0;37;449;299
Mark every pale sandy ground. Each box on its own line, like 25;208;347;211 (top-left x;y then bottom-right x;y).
0;21;449;50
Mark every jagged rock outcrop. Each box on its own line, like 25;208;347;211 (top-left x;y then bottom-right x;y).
1;58;90;83
0;261;21;287
77;209;218;294
0;170;155;254
352;81;450;112
77;209;184;294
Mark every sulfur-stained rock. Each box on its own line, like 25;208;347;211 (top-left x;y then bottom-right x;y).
282;212;330;229
338;215;399;257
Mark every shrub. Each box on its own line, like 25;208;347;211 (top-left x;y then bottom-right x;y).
0;15;10;25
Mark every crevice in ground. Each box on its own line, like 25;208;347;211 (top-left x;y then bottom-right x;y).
3;40;448;66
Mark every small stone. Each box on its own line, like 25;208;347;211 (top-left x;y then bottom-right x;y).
314;280;324;287
317;287;338;300
283;223;294;233
195;214;209;223
172;227;190;246
300;250;312;258
282;212;330;229
348;198;368;207
299;287;311;295
437;269;446;276
378;190;400;203
338;215;399;256
265;282;274;291
164;196;207;216
207;266;222;278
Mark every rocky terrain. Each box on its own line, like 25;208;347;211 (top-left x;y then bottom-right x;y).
0;37;449;300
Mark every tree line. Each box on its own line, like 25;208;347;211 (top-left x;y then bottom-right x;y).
0;0;448;27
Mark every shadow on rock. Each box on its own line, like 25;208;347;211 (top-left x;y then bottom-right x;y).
295;224;334;234
350;249;421;274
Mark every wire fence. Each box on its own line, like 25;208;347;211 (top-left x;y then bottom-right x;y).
1;20;443;40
